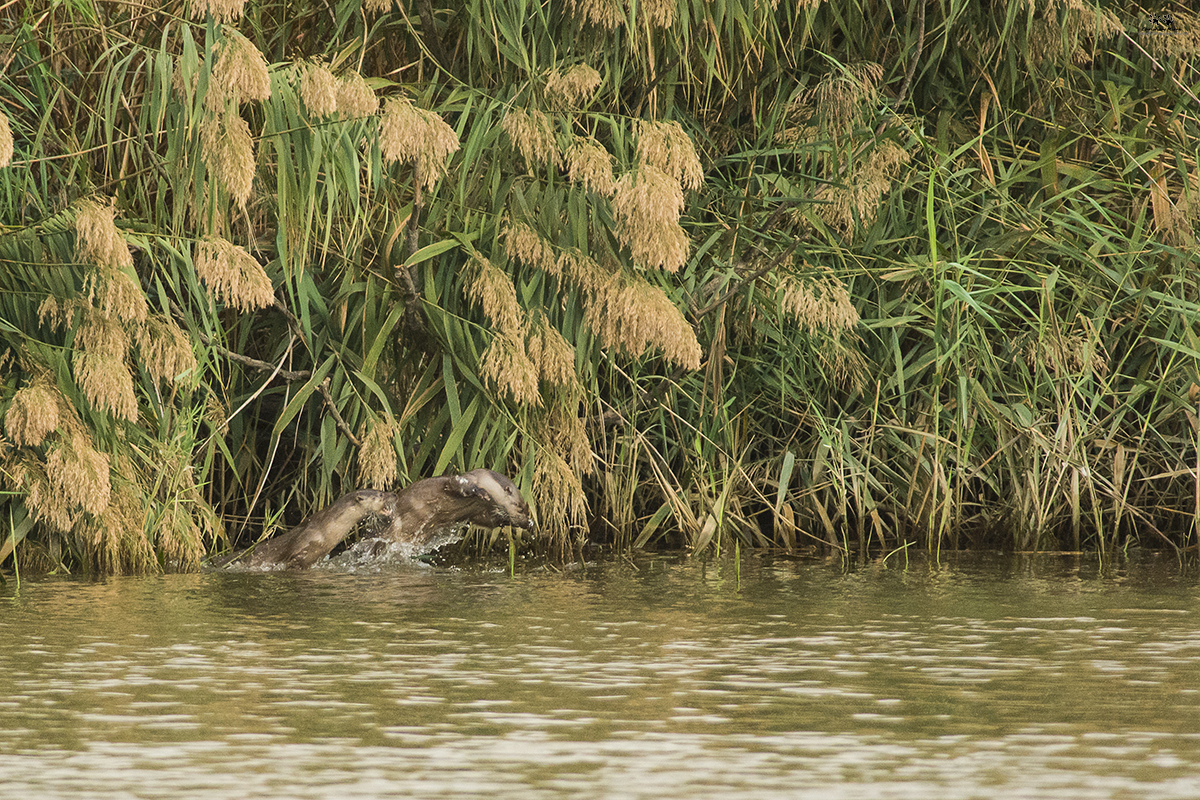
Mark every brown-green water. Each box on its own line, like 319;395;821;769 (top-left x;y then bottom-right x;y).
3;552;1200;799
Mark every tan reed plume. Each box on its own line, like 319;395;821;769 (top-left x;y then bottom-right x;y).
194;236;275;312
545;64;602;108
379;97;460;188
189;0;245;22
565;137;616;196
206;28;271;111
4;380;61;448
299;63;339;118
479;333;542;407
463;254;523;336
611;166;689;271
501;107;559;169
358;416;399;489
336;71;380;119
75;198;134;271
200;113;256;207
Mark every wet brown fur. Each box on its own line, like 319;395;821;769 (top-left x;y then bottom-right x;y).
244;489;401;570
375;468;533;548
231;470;532;570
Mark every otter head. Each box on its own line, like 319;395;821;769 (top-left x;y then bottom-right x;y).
346;488;402;518
450;469;534;530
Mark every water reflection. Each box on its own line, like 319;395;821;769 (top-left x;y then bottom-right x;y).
2;552;1200;799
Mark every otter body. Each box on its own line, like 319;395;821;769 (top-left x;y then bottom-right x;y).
226;470;532;571
242;489;401;570
372;468;534;550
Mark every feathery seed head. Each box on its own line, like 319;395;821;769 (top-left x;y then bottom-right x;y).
641;0;678;27
565;136;615;196
5;381;61;448
533;448;587;527
194;236;275;312
85;266;148;326
480;333;542;407
503;220;560;275
463;254;523;336
559;249;610;294
778;268;860;335
545;64;602;108
526;322;577;388
299;63;339;118
379;97;460;188
336;71;379;119
189;0;245;22
358;416;399;489
206;28;271;111
77;306;130;360
363;0;398;13
612;166;689;271
201;113;256;207
137;315;198;385
584;275;700;369
501;107;559;169
18;458;74;532
567;0;623;29
38;296;65;329
46;432;111;517
75;198;134;271
74;351;138;421
635;120;703;190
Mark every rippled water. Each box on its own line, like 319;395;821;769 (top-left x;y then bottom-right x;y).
3;552;1200;799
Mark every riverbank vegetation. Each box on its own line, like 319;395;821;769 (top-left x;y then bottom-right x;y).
1;0;1198;574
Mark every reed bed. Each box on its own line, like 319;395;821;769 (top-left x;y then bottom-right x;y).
0;0;1197;573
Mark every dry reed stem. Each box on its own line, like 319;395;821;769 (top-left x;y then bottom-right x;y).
0;113;13;167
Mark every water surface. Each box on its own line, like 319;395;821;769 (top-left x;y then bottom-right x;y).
3;551;1200;798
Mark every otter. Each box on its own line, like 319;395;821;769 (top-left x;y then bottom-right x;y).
237;489;403;570
368;468;534;552
224;470;533;570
